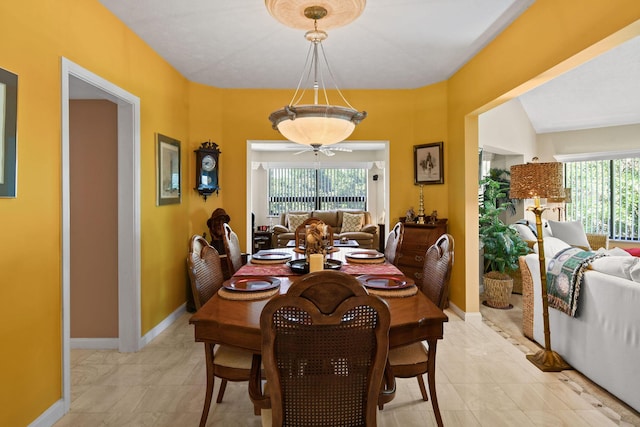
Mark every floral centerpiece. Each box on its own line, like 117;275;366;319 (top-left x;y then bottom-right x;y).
305;221;329;261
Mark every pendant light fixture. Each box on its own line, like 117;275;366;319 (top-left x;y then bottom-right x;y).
268;5;367;146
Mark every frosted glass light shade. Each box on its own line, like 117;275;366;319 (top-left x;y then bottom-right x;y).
269;104;366;146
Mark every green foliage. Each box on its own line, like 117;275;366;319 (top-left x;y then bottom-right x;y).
482;168;517;216
479;176;530;274
268;168;367;214
565;158;640;240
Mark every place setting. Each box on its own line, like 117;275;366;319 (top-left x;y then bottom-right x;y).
250;250;292;265
357;274;418;297
345;249;386;264
218;276;282;300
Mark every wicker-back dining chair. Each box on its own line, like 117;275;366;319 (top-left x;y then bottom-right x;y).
419;233;455;310
222;222;244;275
250;270;393;427
381;233;454;408
384;221;404;265
187;235;254;427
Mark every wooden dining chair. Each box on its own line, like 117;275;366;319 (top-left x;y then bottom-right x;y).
250;270;393;427
187;235;254;427
294;217;334;250
222;222;245;275
381;233;454;408
384;221;404;265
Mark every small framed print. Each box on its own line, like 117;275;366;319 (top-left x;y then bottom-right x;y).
0;67;18;198
157;133;181;205
414;142;444;185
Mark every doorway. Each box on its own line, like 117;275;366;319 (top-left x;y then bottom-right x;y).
61;58;141;412
246;140;390;250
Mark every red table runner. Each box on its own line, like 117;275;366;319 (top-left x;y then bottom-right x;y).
234;261;404;277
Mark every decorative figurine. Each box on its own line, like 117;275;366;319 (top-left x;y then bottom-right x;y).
206;208;231;253
405;207;416;223
429;210;438;224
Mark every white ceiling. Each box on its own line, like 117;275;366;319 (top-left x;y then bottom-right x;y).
518;35;640;133
96;0;640;135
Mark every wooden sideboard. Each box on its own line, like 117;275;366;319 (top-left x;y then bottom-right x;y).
395;220;448;281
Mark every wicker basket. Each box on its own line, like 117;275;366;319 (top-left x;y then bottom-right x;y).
519;256;534;339
508;268;523;294
483;271;513;309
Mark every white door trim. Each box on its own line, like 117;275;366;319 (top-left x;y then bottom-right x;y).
60;57;141;412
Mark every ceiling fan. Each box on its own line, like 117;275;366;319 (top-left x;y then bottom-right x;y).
293;143;352;157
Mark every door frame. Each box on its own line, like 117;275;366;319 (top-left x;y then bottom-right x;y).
61;57;141;411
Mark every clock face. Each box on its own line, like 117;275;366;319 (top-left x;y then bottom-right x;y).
202;154;216;172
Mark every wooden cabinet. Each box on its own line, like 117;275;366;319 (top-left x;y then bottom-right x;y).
396;220;448;281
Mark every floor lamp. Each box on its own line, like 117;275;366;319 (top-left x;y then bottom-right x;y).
510;160;571;372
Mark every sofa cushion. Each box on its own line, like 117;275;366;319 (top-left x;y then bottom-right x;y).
548;220;591;249
625;247;640;257
312;210;340;227
590;256;640;282
513;223;537;241
595;247;631;257
342;212;364;232
533;236;571;259
287;213;310;231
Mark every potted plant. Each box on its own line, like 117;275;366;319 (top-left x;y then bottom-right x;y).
479;175;530;308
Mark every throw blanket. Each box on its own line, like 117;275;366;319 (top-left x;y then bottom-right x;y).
546;247;604;317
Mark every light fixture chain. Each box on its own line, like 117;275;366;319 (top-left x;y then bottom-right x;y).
313;40;319;105
289;42;315;106
318;43;357;110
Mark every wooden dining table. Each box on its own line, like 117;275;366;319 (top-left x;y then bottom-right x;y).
189;247;448;426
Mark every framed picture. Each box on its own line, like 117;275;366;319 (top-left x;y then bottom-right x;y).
157;133;181;205
0;68;18;198
414;142;444;185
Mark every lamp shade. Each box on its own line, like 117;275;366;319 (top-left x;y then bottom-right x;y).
509;162;564;200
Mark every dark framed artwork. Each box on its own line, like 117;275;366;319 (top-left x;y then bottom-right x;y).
414;142;444;185
0;68;18;198
157;133;181;205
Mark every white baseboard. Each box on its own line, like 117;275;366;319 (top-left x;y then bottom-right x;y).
140;303;186;347
448;301;482;324
28;399;64;427
464;311;484;324
70;338;119;349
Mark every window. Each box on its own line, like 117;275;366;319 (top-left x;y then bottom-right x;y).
268;168;367;215
565;158;640;241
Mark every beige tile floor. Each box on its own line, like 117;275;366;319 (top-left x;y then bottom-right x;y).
54;310;629;427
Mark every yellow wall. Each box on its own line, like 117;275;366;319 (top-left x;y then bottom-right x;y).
1;0;639;425
0;1;190;424
204;85;450;248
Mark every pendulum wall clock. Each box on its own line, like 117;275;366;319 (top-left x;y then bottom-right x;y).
194;140;221;201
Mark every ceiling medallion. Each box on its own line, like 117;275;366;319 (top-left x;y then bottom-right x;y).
265;0;366;31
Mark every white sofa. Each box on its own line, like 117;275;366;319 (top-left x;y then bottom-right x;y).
522;251;640;412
